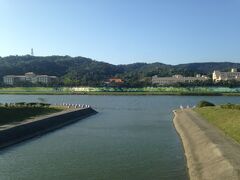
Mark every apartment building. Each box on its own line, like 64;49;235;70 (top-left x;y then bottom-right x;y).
152;74;209;85
3;72;57;85
212;68;240;82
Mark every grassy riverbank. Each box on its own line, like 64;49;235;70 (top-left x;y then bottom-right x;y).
0;87;240;95
194;106;240;143
0;105;63;126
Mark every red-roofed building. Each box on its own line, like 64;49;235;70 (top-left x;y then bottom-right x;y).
108;78;124;83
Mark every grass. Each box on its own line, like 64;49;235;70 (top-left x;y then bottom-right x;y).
0;106;63;126
0;91;224;96
0;86;239;95
194;106;240;143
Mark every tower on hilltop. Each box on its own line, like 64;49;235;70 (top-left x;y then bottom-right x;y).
31;48;34;56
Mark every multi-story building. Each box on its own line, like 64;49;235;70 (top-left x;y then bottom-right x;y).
3;72;57;85
3;75;26;85
152;74;209;85
212;68;240;82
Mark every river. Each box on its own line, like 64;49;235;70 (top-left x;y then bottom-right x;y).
0;95;239;180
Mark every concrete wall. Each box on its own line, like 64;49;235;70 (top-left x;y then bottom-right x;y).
0;107;97;149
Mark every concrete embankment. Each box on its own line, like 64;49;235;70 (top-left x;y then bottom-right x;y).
0;107;97;149
173;109;240;180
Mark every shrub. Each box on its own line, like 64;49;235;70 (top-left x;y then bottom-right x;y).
197;100;215;108
9;103;14;107
26;102;38;107
0;102;51;109
220;103;240;110
37;103;51;107
15;102;26;106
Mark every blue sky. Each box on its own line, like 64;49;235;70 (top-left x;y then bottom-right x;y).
0;0;240;64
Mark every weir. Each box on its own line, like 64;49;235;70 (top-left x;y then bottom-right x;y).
0;107;97;149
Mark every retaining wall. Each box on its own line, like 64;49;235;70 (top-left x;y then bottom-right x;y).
0;107;97;149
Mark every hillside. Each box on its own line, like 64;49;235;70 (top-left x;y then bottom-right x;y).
0;55;240;86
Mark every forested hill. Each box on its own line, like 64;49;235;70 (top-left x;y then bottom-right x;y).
0;55;240;86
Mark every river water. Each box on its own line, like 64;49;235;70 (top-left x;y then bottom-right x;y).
0;95;239;180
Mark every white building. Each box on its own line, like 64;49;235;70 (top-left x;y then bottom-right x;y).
3;72;57;85
212;68;240;82
152;74;209;85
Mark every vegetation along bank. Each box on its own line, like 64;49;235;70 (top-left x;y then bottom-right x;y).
0;87;240;95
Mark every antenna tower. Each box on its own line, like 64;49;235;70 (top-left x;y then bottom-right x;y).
31;48;34;56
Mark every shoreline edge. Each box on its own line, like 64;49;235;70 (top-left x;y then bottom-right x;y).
173;109;240;180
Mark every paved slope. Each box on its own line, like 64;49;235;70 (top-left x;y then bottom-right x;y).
173;109;240;180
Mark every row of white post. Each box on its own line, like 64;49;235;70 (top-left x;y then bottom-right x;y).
55;103;90;109
180;105;196;110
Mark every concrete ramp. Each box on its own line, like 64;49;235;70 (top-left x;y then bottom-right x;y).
173;109;240;180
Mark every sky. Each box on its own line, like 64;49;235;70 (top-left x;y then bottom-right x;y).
0;0;240;65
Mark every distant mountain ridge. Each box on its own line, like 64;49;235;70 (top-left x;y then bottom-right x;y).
0;55;239;86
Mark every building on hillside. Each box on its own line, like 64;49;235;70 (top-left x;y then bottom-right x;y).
3;75;26;85
212;68;240;82
108;78;124;83
3;72;57;85
104;78;124;86
152;74;209;85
